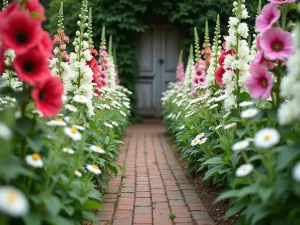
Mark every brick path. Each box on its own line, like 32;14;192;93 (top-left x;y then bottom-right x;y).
96;122;215;225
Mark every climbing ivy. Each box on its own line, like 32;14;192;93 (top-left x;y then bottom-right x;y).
46;0;260;120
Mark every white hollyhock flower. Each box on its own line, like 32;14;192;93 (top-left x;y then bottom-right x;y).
90;145;105;154
191;139;200;146
292;162;300;182
63;147;75;155
64;127;82;141
87;164;102;175
236;164;254;177
66;104;78;112
25;153;43;168
73;95;88;104
254;128;280;149
237;22;249;38
241;108;259;119
0;122;12;140
0;186;29;216
47;118;67;127
232;140;250;151
74;170;82;177
278;100;300;125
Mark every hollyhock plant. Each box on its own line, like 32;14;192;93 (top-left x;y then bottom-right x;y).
13;49;49;85
32;76;64;117
24;0;46;21
260;27;293;61
245;65;273;100
215;67;226;86
256;3;280;33
38;31;53;57
0;11;42;55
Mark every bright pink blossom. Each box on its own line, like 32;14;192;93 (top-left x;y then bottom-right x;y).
24;0;46;21
38;31;53;57
32;76;64;118
0;11;42;55
245;65;273;100
260;27;293;61
193;75;206;86
256;4;280;33
268;0;296;4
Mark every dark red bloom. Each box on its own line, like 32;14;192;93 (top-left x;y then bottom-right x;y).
0;11;42;54
38;31;53;57
13;49;50;85
31;76;64;118
215;67;226;87
24;0;46;21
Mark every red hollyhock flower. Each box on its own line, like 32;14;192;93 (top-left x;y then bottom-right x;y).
24;0;46;21
13;49;50;85
32;76;64;118
38;31;53;57
91;49;98;57
0;48;4;75
215;67;226;87
0;11;42;55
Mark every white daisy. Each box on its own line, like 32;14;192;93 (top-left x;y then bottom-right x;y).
47;118;66;127
254;128;280;149
64;116;70;123
87;164;102;175
74;170;82;177
241;108;259;119
63;147;75;155
73;95;88;104
191;139;200;146
64;127;82;141
25;153;43;168
0;186;29;216
196;133;205;140
209;104;218;110
104;122;113;128
236;164;254;177
232;140;250;151
112;121;119;126
90;145;105;154
199;138;208;144
224;123;237;130
292;162;300;182
239;101;255;107
66;104;77;112
0;122;12;140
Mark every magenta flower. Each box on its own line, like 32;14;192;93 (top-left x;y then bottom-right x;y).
260;27;293;61
268;0;296;5
245;65;273;100
256;4;280;33
193;75;206;86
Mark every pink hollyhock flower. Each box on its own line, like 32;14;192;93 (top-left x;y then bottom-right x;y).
195;68;205;77
0;2;18;21
253;52;274;68
24;0;46;21
193;76;206;86
268;0;296;4
260;27;293;61
245;65;273;100
13;49;50;85
0;11;42;55
61;51;70;61
53;34;60;44
100;72;107;79
38;31;53;57
256;34;262;51
256;4;280;33
215;67;226;86
32;76;64;118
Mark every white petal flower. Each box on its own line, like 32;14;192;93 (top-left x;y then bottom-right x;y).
112;121;119;126
104;122;113;128
47;118;66;127
73;95;88;104
292;162;300;182
237;22;249;38
0;186;29;216
224;123;237;130
254;128;280;149
63;147;75;155
0;122;12;140
90;145;105;154
199;138;208;145
120;111;127;117
25;153;43;168
64;127;82;141
87;164;102;175
191;139;200;146
232;140;250;151
241;108;259;119
74;125;85;131
236;164;254;177
196;133;205;140
74;170;82;177
102;104;111;109
66;104;78;112
239;101;255;107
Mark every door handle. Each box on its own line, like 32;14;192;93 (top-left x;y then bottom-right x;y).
159;59;164;65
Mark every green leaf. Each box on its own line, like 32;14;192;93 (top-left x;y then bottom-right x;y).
46;216;74;225
30;12;45;20
216;190;240;202
23;211;42;225
82;199;103;211
27;135;44;152
107;164;118;176
288;3;298;10
276;145;300;171
43;195;61;216
16;117;32;137
203;156;225;165
225;202;246;218
82;211;99;225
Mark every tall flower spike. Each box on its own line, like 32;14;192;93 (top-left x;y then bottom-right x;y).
58;2;64;32
2;0;8;10
108;34;113;56
184;44;194;89
101;26;106;47
206;14;221;87
194;27;201;61
107;35;117;90
88;7;93;47
250;0;263;62
204;21;210;48
203;20;211;68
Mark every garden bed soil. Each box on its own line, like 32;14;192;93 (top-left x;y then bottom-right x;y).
165;134;238;225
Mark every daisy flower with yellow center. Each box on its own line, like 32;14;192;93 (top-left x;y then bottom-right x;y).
47;118;67;127
232;140;250;151
87;164;102;175
64;127;82;141
235;164;254;177
25;153;43;168
199;138;208;144
90;145;105;154
191;138;200;146
73;95;88;104
196;133;205;140
254;128;280;148
66;104;77;112
63;147;75;155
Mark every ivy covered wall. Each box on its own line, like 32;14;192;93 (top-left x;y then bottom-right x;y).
46;0;260;120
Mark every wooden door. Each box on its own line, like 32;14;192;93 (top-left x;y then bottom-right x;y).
136;25;181;118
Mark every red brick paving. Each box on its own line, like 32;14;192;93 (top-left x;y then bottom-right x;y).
96;122;215;225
